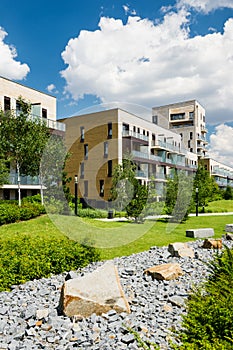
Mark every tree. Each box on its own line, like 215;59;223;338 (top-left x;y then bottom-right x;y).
0;97;50;205
110;155;148;222
224;185;233;200
0;158;9;186
193;165;221;209
165;170;193;222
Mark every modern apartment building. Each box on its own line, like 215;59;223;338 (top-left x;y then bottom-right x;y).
152;100;208;158
0;76;66;200
61;108;198;208
202;157;233;188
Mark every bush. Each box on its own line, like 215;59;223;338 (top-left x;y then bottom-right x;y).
77;208;108;218
172;246;233;349
0;200;45;225
0;232;100;291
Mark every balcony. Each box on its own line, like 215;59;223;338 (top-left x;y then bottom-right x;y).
197;134;208;144
122;130;149;142
8;173;40;186
151;140;187;155
14;110;66;132
135;170;148;178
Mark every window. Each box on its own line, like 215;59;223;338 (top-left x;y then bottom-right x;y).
189;111;194;120
152;115;158;124
80;162;84;178
180;133;183;140
84;144;88;160
104;141;108;158
203;115;206;122
108;122;112;139
80;127;85;142
99;180;104;197
188;140;191;148
108;160;112;177
84;181;88;197
4;96;11;111
170;113;185;121
190;148;193;153
42;108;47;119
137;127;140;134
190;132;193;140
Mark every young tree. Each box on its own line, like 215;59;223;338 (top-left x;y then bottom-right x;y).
0;98;50;205
224;185;233;200
0;158;9;186
110;155;148;222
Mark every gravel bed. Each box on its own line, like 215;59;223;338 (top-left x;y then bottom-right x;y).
0;238;232;350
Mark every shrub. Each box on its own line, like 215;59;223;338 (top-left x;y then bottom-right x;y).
0;232;100;291
77;208;108;218
172;246;233;349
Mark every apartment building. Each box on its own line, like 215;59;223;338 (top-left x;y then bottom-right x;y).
61;108;198;208
152;100;208;158
0;76;66;200
202;157;233;188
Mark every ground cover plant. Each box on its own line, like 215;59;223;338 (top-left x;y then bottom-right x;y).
172;246;233;349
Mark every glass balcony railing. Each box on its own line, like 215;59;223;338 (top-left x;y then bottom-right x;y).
151;140;187;155
8;173;40;186
122;130;149;142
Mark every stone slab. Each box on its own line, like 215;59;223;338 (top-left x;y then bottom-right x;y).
59;262;130;318
225;224;233;233
144;263;183;281
186;228;214;238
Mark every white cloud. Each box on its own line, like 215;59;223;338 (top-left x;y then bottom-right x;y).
176;0;233;13
0;27;29;80
61;10;233;124
46;83;58;93
122;4;137;15
208;124;233;166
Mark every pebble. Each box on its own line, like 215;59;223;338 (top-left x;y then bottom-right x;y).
0;238;232;349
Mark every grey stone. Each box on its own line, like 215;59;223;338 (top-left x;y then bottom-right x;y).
186;228;214;238
168;242;194;258
225;224;233;232
121;333;135;344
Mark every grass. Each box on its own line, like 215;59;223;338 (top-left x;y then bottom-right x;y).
205;199;233;213
0;213;233;261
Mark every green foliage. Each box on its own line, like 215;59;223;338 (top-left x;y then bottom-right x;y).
224;185;233;200
0;158;9;186
126;326;159;349
173;246;233;349
165;170;193;222
0;232;100;291
0;201;45;225
125;178;148;222
77;208;108;218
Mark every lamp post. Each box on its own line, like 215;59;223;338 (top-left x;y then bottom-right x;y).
195;187;199;217
74;175;78;216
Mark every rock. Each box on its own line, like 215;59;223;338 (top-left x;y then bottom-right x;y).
186;228;214;238
59;262;130;318
225;224;233;233
36;309;49;320
168;296;185;307
202;239;222;249
143;263;183;281
225;233;233;240
168;243;194;258
65;271;79;281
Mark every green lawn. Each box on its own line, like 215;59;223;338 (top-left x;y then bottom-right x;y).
0;213;232;261
205;199;233;212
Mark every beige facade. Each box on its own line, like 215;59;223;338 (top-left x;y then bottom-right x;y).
152;100;208;158
62;108;198;207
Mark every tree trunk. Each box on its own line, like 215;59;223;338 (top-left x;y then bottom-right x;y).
17;162;21;206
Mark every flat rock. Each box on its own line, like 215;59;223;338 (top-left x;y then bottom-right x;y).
186;228;214;238
225;232;233;240
225;224;233;233
144;263;183;281
168;243;194;258
59;262;130;318
202;238;222;249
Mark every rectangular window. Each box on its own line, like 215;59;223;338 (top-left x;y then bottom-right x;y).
42;108;47;119
152;115;158;124
133;126;136;132
188;140;191;148
80;126;85;142
84;181;88;197
190;132;193;140
4;96;11;111
180;133;183;140
189;111;194;120
108;160;112;177
84;144;88;160
170;113;185;121
108;122;112;139
137;127;140;134
80;162;84;178
99;180;104;197
104;141;108;158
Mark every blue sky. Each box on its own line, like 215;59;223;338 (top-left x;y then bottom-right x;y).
1;0;233;164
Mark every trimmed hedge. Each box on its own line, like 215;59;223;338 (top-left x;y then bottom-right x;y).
0;232;100;291
0;201;45;225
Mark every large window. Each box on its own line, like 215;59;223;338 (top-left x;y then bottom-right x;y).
84;144;88;160
99;180;104;197
108;160;112;177
170;113;185;121
80;162;84;178
4;96;11;111
84;181;88;197
104;141;108;158
42;108;47;119
108;122;112;139
80;127;85;142
152;115;158;124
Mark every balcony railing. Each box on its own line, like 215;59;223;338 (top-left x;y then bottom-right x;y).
151;140;187;154
14;110;66;132
8;173;40;186
122;130;149;142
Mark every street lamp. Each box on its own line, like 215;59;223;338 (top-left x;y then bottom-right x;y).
195;187;199;217
74;175;78;216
